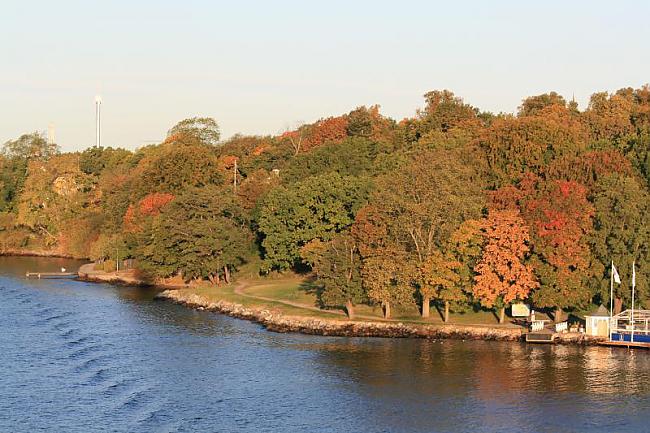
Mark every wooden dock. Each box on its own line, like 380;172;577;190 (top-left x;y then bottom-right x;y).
599;340;650;350
525;330;556;343
26;272;78;279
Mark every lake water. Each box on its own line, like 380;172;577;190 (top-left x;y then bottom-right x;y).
1;256;648;433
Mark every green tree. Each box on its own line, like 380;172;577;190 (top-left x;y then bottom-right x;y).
589;174;649;311
79;146;133;176
300;232;364;318
137;186;252;283
257;172;371;271
167;117;221;147
2;132;59;160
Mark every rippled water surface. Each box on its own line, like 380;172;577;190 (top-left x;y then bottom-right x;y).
1;256;649;432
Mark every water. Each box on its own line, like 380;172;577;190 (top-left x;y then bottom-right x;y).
0;257;648;433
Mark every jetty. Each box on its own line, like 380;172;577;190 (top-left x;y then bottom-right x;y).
25;272;78;279
599;309;650;350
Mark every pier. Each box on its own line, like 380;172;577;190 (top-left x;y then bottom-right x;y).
25;272;78;279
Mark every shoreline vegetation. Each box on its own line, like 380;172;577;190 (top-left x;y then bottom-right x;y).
77;263;603;345
2;87;648;332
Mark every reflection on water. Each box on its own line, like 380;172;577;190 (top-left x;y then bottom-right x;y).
0;256;648;433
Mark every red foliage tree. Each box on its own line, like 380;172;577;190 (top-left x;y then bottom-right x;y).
522;180;594;320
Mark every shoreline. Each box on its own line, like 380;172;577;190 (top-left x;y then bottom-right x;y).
1;249;80;259
77;263;604;345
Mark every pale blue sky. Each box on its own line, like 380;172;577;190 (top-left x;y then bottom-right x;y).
1;0;649;152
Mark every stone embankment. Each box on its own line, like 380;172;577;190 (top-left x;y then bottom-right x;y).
78;263;148;286
156;288;524;341
78;263;605;344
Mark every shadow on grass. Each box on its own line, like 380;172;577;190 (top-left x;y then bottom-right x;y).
298;276;326;309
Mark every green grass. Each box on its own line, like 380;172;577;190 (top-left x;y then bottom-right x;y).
180;276;544;328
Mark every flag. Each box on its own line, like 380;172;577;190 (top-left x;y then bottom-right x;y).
612;263;621;284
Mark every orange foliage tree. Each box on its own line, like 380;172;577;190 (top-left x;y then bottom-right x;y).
124;192;175;232
473;209;538;323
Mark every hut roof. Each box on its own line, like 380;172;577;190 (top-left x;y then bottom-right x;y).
588;305;610;317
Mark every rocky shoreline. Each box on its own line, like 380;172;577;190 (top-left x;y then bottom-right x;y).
1;249;78;259
154;288;604;345
77;263;604;345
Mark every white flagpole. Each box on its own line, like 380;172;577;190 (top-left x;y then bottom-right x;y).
610;261;614;341
631;261;636;343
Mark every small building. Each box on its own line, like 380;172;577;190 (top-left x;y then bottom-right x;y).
585;305;610;337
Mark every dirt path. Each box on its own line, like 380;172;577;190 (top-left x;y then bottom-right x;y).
233;280;421;323
232;281;349;317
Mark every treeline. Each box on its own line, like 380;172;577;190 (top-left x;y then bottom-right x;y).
1;89;648;321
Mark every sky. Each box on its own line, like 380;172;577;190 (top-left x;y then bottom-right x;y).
1;0;649;152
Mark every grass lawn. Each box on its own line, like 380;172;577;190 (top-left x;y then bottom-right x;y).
182;275;549;328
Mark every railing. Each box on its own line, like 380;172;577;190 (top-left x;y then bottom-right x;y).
531;321;545;332
555;321;568;333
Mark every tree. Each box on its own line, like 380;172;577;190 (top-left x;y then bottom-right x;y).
133;144;223;195
257;172;371;271
79;146;133;176
479;105;587;186
0;155;28;211
346;105;395;142
167;117;221;147
358;148;485;317
352;205;412;318
300;232;364;318
2;132;59;160
137;186;252;283
473;209;538;323
281;137;387;184
416;250;460;319
445;219;484;322
523;180;595;321
589;174;649;311
518;92;567;117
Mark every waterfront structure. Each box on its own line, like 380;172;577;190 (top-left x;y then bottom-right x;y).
585;305;609;337
609;309;650;343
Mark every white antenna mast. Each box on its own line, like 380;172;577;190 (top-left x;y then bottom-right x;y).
47;123;55;145
95;95;102;147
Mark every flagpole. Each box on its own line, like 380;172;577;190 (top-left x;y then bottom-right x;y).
631;261;636;343
610;260;614;341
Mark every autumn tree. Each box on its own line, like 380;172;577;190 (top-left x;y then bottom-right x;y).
518;92;567;117
473;209;538;323
480;105;588;186
522;179;595;321
354;148;485;318
445;219;484;321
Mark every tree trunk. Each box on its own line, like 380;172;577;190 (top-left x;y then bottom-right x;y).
215;273;220;286
444;301;450;323
345;299;355;320
383;301;391;319
421;296;430;318
614;297;623;315
208;274;217;285
498;307;505;324
555;307;563;323
223;266;231;284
